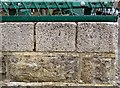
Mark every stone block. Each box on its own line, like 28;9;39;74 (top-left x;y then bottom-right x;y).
117;54;120;86
0;24;2;51
118;29;120;54
0;52;2;81
118;54;120;67
80;53;115;84
116;54;120;86
1;22;34;51
81;57;94;83
36;22;76;51
77;23;118;52
5;52;80;82
93;58;114;84
3;82;116;87
0;52;2;74
116;66;120;86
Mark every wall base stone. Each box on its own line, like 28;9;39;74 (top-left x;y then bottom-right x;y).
0;52;116;85
0;82;119;88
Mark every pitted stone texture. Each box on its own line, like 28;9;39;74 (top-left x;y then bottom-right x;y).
0;24;2;51
0;52;2;73
80;53;115;84
118;54;120;68
93;58;114;84
81;57;94;84
116;66;120;87
6;52;79;82
116;54;120;87
36;22;76;51
118;29;120;54
0;52;2;81
77;23;118;52
118;28;120;87
4;82;115;87
1;22;34;51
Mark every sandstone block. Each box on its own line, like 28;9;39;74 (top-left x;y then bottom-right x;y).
93;58;114;84
1;22;34;51
4;82;116;87
118;28;120;54
118;54;120;66
116;66;120;86
80;53;115;84
77;23;118;52
4;52;115;84
0;24;2;51
81;57;94;84
117;32;120;87
0;57;1;72
36;22;76;51
0;52;2;81
5;52;80;82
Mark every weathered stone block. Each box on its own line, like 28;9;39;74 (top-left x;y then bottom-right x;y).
4;82;115;87
0;56;1;69
93;58;114;84
80;53;115;84
118;54;120;67
77;23;118;52
118;27;120;54
1;22;34;51
0;24;2;51
117;27;120;86
36;22;76;51
5;52;80;82
81;57;94;84
118;29;120;55
0;52;2;81
116;66;120;86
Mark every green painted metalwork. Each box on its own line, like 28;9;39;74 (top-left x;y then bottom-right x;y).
0;1;118;22
1;15;117;22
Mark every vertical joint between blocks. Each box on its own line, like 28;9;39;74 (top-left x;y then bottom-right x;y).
33;22;37;51
1;53;7;81
75;22;78;52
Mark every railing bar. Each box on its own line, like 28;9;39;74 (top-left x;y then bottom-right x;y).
0;0;114;2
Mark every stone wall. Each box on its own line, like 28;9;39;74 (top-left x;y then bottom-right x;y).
0;22;119;87
117;18;120;87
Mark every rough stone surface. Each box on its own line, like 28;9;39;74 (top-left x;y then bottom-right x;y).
1;52;8;81
0;52;2;73
118;29;120;54
4;82;115;87
81;57;94;84
36;22;76;51
1;22;34;51
0;22;118;86
117;54;120;87
117;23;120;87
116;66;120;87
77;23;118;52
0;52;2;81
93;58;114;84
0;24;2;51
118;54;120;68
6;52;80;82
2;52;115;84
80;53;115;84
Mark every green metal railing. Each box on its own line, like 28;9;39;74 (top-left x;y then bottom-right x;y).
0;0;118;22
